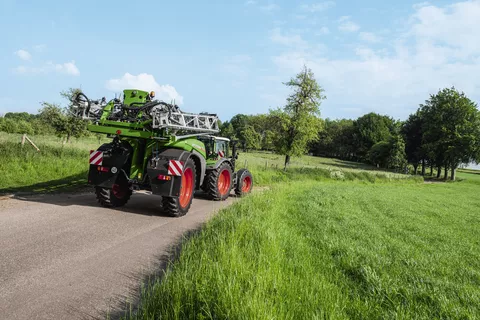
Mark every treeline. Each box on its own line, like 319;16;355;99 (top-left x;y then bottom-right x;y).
220;87;480;180
0;88;89;141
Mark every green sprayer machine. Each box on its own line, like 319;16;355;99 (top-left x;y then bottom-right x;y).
71;89;253;217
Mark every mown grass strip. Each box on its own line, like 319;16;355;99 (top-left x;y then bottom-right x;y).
120;179;479;319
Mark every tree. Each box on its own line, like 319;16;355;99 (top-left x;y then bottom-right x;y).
387;134;407;171
39;88;88;142
352;112;396;161
270;65;325;170
241;125;261;151
402;111;425;175
420;87;480;180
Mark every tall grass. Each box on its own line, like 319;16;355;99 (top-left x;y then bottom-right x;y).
121;178;480;319
0;141;89;193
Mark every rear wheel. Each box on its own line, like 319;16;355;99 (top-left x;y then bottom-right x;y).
162;158;196;217
235;169;253;196
95;175;132;208
204;162;233;201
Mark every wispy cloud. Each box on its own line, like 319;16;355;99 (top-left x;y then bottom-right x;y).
14;49;32;61
33;44;47;52
359;32;381;43
14;61;80;76
338;16;360;32
221;54;253;79
260;3;280;12
272;1;480;119
244;0;256;5
270;28;308;47
316;26;330;35
300;1;335;13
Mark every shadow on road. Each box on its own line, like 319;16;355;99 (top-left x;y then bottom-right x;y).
9;186;238;218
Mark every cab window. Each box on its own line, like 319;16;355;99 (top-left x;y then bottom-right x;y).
215;140;228;157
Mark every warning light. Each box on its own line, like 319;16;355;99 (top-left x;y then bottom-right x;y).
97;166;109;172
157;174;172;181
116;130;122;135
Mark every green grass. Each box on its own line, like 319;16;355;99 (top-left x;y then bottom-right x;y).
0;132;420;193
120;176;480;319
0;132;99;193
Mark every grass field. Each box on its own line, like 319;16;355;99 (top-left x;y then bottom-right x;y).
120;176;480;319
0;133;107;193
0;132;417;194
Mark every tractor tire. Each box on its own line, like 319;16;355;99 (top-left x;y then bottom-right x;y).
204;162;233;201
95;176;132;208
235;169;253;197
162;158;196;217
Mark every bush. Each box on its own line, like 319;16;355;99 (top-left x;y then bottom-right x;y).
16;120;34;135
1;118;18;133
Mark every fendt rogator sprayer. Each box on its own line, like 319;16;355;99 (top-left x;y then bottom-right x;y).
70;89;253;217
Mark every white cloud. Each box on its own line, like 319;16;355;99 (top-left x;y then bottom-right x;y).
338;16;360;32
14;49;32;61
13;60;80;76
271;0;480;119
105;73;183;104
300;1;335;12
270;28;308;47
359;32;381;43
244;0;256;5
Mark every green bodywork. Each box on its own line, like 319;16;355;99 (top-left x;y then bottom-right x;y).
88;89;229;181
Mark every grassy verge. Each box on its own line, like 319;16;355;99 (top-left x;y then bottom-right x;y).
0;141;89;194
120;176;479;319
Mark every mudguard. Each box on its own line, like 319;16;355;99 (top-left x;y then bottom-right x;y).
147;148;192;197
88;140;132;188
206;158;234;170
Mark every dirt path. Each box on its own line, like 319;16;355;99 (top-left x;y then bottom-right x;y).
0;191;235;319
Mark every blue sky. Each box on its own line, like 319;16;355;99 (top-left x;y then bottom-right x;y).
1;0;479;122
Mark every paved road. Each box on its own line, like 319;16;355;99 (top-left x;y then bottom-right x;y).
0;191;235;320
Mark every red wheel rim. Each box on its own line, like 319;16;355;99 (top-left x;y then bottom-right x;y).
179;167;194;208
217;169;231;196
112;184;126;199
241;176;252;193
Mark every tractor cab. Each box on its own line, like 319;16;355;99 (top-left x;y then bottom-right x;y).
198;136;230;160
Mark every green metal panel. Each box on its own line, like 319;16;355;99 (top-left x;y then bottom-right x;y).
123;89;149;106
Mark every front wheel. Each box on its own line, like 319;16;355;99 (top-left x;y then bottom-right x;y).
162;158;196;217
235;169;253;196
204;162;233;201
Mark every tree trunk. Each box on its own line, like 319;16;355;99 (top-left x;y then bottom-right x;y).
413;164;418;175
451;165;456;181
421;159;426;176
67;133;71;143
443;165;448;180
284;154;290;171
436;166;441;178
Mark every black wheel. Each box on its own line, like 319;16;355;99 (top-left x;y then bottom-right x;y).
162;158;196;217
204;162;233;201
235;169;253;197
95;175;132;208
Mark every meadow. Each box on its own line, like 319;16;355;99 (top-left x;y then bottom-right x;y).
0;132;416;194
0;132;478;319
120;174;480;320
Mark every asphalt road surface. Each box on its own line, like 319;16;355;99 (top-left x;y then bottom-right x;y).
0;190;235;319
